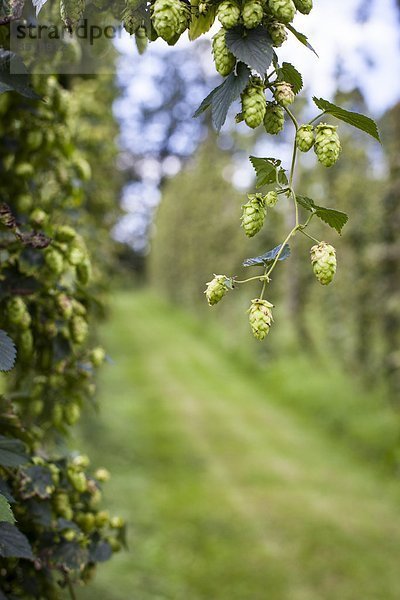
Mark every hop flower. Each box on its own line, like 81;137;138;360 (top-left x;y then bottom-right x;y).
266;21;287;47
263;102;284;134
123;5;143;35
264;191;278;207
70;315;88;344
60;0;85;32
135;26;148;54
18;329;34;361
314;123;341;167
296;124;315;152
205;275;232;306
45;248;64;275
6;297;31;329
55;225;76;242
293;0;312;14
242;0;264;29
267;0;296;23
212;29;236;77
217;0;241;29
248;299;274;340
152;0;188;43
310;242;337;285
241;193;266;237
273;81;295;107
241;78;266;129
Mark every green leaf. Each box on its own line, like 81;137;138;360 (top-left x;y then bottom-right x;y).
286;24;318;56
0;522;33;559
225;26;274;75
189;4;216;40
193;63;250;131
0;330;16;372
0;435;29;467
19;466;54;500
277;62;303;94
0;50;40;99
296;195;349;235
313;97;381;142
0;494;14;524
243;243;291;267
249;156;287;187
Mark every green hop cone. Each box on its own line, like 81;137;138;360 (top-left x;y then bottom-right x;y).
241;193;266;237
248;299;274;340
45;248;64;276
212;29;236;77
264;191;278;207
310;241;337;285
263;102;284;134
64;402;81;426
266;21;287;47
293;0;312;14
241;78;266;129
217;0;241;29
205;275;232;306
273;81;295;107
18;329;34;361
267;0;296;23
6;297;30;329
55;225;76;242
60;0;85;32
70;315;88;345
122;5;143;35
152;0;185;43
314;123;341;167
296;124;315;152
242;0;263;29
135;26;148;54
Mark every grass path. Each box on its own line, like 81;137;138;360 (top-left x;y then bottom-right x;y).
78;291;400;600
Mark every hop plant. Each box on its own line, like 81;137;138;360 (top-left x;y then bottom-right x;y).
267;0;296;23
6;297;31;329
122;6;143;35
314;123;341;167
135;26;148;54
152;0;187;43
248;299;274;340
263;102;284;134
212;29;236;77
70;315;89;344
241;193;266;237
296;124;315;152
310;241;337;285
242;0;264;29
241;78;266;129
265;191;278;207
217;0;241;29
60;0;85;32
205;275;232;306
45;247;64;275
293;0;312;14
266;21;288;47
273;81;295;107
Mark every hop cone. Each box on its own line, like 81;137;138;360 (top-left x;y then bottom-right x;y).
242;0;263;29
135;25;148;54
314;123;341;167
265;191;278;207
248;299;274;340
241;193;266;237
152;0;182;43
263;102;284;134
123;9;142;34
45;248;64;275
205;275;231;306
217;0;241;29
296;124;315;152
266;21;287;47
274;81;295;107
212;29;236;77
267;0;296;23
6;297;31;329
70;315;89;344
293;0;312;14
241;79;266;129
60;0;85;32
310;242;337;285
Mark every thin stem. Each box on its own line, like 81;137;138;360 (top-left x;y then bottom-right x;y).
234;275;269;285
284;106;299;131
67;577;77;600
299;229;320;244
265;226;297;279
259;267;268;300
308;111;326;126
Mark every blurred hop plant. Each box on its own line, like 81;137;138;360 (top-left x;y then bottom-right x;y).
263;102;285;134
241;78;266;129
241;193;267;237
248;299;274;340
310;242;337;285
212;29;236;76
60;0;85;32
296;124;315;152
217;0;241;28
314;123;341;167
267;0;296;23
205;275;233;306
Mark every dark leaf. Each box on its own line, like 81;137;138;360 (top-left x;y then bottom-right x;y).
225;26;273;75
50;541;88;571
0;522;33;559
89;539;112;563
313;97;381;142
0;50;40;99
0;435;29;467
243;243;291;267
19;466;54;500
286;24;318;56
0;330;17;373
249;156;287;187
0;494;14;524
28;500;52;527
0;479;15;503
296;195;349;234
277;62;303;94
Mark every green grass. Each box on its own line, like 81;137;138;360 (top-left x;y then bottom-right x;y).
76;289;400;600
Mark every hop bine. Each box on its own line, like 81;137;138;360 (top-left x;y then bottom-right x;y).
310;241;337;285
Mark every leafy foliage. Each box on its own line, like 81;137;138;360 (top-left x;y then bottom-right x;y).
0;494;14;524
243;244;291;267
296;195;349;234
0;330;16;372
286;24;318;56
0;523;33;559
225;26;274;75
249;156;288;187
277;62;303;94
313;97;381;142
0;50;39;99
